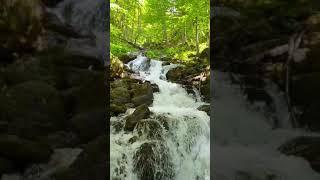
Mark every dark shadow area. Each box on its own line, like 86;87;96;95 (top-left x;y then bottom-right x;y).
0;0;108;179
212;0;320;179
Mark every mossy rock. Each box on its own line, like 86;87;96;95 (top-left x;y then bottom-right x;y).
72;72;106;114
0;81;65;138
70;109;106;143
133;142;174;180
197;105;210;116
124;104;150;131
3;59;57;87
54;135;107;180
0;135;52;165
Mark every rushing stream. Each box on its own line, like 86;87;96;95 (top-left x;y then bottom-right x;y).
212;71;320;180
110;56;210;180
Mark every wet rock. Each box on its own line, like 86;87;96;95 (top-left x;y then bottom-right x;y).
0;135;52;164
0;81;65;138
39;131;79;149
200;78;210;103
128;136;138;144
54;136;107;180
132;95;153;107
110;104;127;116
197;105;210;116
162;61;171;66
119;52;139;64
136;119;164;140
124;104;150;131
278;136;320;173
133;142;174;180
131;82;153;106
70;109;106;143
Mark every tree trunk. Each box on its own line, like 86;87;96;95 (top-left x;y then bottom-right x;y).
196;17;199;56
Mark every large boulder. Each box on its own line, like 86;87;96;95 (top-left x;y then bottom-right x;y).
70;109;106;143
54;135;107;180
72;72;106;114
0;81;65;138
119;52;139;64
131;82;153;106
133;142;174;180
124;104;150;131
3;59;56;87
278;136;320;173
0;135;52;164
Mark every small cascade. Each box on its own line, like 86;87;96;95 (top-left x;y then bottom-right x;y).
110;56;210;180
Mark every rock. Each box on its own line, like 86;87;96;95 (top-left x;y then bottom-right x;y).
197;105;210;116
166;66;185;83
131;82;154;106
118;52;139;64
162;61;171;66
72;73;106;114
166;66;198;83
133;142;174;180
3;59;56;87
0;135;52;164
136;119;164;140
43;11;85;39
70;109;106;143
150;83;159;93
278;136;320;172
54;136;107;180
0;81;65;138
132;95;153;107
0;157;15;175
200;78;210;103
124;104;150;131
22;148;82;180
39;131;79;149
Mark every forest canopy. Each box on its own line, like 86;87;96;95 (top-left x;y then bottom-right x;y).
110;0;210;62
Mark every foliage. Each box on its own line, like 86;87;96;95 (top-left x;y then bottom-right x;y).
110;0;209;64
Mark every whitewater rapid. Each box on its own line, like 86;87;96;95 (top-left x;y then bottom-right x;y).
212;71;320;180
110;56;210;180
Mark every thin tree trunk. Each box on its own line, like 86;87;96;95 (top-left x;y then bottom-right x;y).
286;30;304;128
196;17;199;56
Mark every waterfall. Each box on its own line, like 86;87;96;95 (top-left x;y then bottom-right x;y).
110;56;210;180
212;71;320;180
50;0;107;63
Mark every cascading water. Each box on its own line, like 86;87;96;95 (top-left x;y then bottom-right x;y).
111;56;210;180
49;0;107;62
212;70;320;180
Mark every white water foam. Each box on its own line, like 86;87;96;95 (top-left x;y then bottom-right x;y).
111;56;210;180
212;70;320;180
